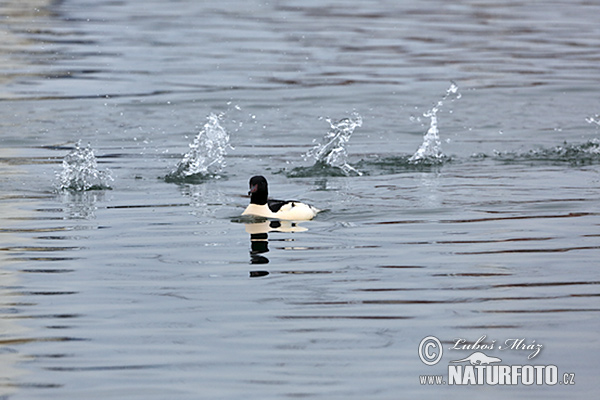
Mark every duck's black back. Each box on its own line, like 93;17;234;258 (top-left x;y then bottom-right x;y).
267;199;297;213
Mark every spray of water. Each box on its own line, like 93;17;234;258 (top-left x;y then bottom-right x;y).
409;82;460;164
56;141;113;191
304;112;363;176
585;114;600;126
492;138;600;165
168;113;231;181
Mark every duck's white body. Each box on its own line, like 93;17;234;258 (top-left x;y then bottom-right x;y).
242;202;320;221
242;175;320;221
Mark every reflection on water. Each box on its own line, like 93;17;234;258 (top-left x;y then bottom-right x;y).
0;0;54;87
0;241;28;399
245;220;309;268
0;178;46;396
58;191;104;220
1;0;600;398
179;183;229;217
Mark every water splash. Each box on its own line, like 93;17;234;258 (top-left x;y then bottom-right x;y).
56;141;113;191
492;139;600;165
303;112;363;176
353;155;442;175
409;82;460;164
166;113;231;183
586;114;600;126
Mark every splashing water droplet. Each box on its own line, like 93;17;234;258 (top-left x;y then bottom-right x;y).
56;141;113;191
585;114;600;126
409;82;460;165
168;113;231;181
304;112;363;176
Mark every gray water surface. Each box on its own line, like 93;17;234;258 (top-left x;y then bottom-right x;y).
1;0;599;399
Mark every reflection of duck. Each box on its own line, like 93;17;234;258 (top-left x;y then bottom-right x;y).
245;220;308;267
244;220;308;234
242;175;320;220
249;230;269;265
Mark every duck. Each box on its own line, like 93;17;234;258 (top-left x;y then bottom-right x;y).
242;175;320;220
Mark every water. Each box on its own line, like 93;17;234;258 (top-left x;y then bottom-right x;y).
1;0;600;399
56;142;113;191
409;82;459;164
303;112;363;176
166;113;231;183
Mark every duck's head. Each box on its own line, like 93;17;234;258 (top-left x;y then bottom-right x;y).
248;175;268;205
